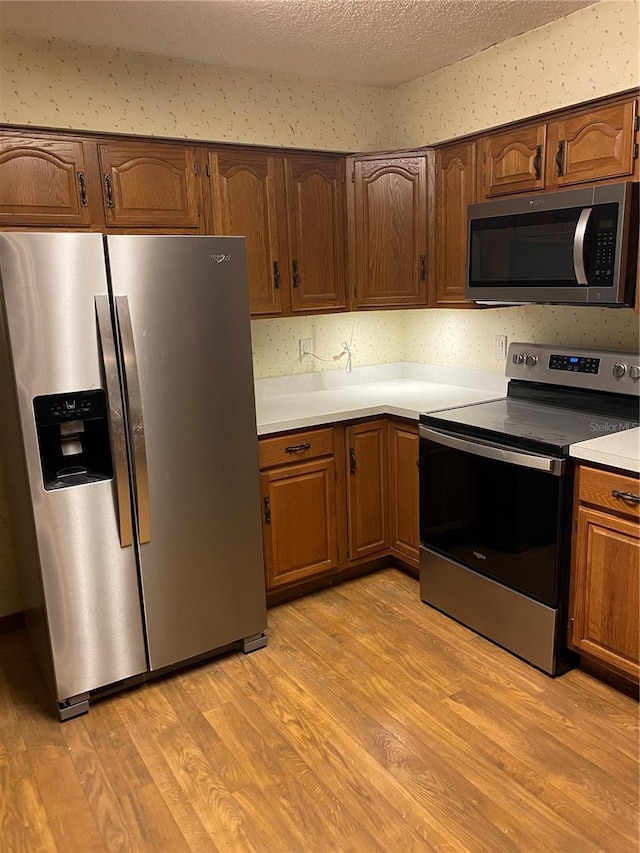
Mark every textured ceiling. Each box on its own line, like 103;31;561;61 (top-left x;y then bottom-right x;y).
0;0;598;88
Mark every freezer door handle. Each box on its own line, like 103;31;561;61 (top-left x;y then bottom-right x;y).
95;296;134;547
115;296;151;544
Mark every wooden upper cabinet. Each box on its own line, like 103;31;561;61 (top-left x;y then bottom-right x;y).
481;124;546;197
98;141;203;231
0;136;96;228
434;142;476;304
209;150;284;316
285;154;347;313
546;100;638;187
350;156;428;308
345;420;389;560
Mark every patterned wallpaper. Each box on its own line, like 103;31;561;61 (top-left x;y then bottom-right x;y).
0;34;394;152
403;306;640;371
1;3;639;615
393;0;640;148
251;312;404;378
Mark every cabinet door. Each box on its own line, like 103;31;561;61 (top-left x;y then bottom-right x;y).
547;100;638;187
434;142;476;304
388;421;419;565
351;157;427;307
570;506;639;682
285;154;347;313
210;150;285;316
98;142;203;231
346;420;389;560
481;125;546;197
260;458;339;590
0;136;95;228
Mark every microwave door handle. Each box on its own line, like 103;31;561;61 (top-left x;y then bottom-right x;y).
95;296;134;547
572;207;592;285
419;426;565;476
115;295;151;544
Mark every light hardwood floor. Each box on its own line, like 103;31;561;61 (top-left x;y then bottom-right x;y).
0;568;638;852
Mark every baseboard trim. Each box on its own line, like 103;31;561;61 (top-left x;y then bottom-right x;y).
0;611;25;634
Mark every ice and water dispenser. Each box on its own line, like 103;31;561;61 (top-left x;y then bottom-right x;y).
33;390;113;489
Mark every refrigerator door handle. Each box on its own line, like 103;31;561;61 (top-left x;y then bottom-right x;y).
115;295;151;544
95;295;134;547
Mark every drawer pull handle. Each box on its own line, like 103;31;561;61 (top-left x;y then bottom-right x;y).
263;496;271;525
285;442;311;454
349;448;357;474
611;489;640;504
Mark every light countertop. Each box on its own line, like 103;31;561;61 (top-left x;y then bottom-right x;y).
255;369;504;435
569;427;640;475
255;363;639;475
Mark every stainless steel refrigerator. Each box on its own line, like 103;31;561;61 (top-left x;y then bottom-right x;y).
0;232;267;719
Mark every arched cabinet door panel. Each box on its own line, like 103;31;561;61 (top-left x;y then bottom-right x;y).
98;142;203;231
285;154;347;313
0;136;95;227
209;150;284;316
350;155;428;308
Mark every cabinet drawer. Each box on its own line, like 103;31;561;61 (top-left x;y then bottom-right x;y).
259;427;334;469
578;465;640;519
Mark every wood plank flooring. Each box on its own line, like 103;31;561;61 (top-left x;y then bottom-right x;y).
0;568;638;852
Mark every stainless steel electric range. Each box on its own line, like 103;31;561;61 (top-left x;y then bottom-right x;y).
418;342;639;675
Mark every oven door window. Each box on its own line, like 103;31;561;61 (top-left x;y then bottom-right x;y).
419;438;563;607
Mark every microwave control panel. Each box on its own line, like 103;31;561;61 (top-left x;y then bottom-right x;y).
590;206;618;286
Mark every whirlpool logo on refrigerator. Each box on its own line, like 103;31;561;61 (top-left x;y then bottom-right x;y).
210;254;231;263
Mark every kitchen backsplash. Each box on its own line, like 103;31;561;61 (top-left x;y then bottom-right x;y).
251;306;640;379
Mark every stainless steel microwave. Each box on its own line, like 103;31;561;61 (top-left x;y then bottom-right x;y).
466;181;637;306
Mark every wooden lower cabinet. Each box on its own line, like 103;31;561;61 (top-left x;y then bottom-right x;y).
388;420;419;566
259;427;342;591
259;417;420;597
569;464;640;684
345;419;390;561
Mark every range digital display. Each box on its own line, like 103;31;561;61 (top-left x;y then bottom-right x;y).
549;354;600;374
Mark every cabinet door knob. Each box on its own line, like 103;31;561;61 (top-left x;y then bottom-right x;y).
349;448;357;474
263;496;271;524
272;261;280;289
292;259;300;288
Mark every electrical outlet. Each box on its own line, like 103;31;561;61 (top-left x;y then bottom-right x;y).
299;338;313;362
494;334;507;361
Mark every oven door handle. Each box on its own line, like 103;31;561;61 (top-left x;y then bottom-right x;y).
419;426;566;476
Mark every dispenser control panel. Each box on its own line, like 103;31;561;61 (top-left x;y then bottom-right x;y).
33;390;107;425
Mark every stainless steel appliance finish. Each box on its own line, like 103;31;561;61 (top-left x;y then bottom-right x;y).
419;549;558;674
466;181;637;306
419;342;639;675
0;232;267;718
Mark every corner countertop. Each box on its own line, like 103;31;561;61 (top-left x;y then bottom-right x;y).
254;364;507;436
569;427;640;475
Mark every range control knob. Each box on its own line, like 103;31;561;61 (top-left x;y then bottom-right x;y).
612;362;627;378
524;355;538;367
512;353;525;365
629;365;640;380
